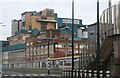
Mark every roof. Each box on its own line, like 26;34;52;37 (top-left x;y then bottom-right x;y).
57;17;82;21
61;28;71;35
68;38;88;40
2;43;25;52
15;29;28;35
31;28;40;36
21;11;36;15
87;22;97;27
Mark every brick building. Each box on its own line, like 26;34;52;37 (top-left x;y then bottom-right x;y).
21;9;57;32
25;36;88;69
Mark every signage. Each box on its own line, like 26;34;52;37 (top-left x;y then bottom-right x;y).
62;19;80;24
47;61;50;68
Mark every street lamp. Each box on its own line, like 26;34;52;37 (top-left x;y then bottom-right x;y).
72;0;74;78
97;0;100;78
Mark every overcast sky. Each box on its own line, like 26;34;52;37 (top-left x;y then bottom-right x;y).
0;0;120;40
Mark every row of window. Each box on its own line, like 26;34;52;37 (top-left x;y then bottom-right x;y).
26;43;87;51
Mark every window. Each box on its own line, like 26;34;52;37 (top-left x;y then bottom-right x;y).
26;43;29;46
47;11;53;16
29;25;32;31
26;48;29;51
22;15;25;22
30;42;33;45
30;48;33;51
41;22;47;32
65;62;71;66
60;61;63;65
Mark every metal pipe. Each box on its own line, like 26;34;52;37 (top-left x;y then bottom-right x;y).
97;0;100;78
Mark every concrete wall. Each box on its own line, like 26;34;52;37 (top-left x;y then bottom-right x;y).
113;41;120;77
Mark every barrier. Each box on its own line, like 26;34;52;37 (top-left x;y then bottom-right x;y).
61;69;111;78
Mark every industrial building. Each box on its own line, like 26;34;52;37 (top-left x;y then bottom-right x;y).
2;8;88;69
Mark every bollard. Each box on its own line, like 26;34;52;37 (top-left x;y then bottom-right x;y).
63;69;65;78
63;70;65;78
106;70;110;78
76;70;78;78
66;70;68;78
70;69;72;78
93;70;97;78
73;70;75;77
99;70;103;78
65;69;67;78
80;70;82;77
84;70;87;78
68;69;70;78
106;75;110;78
61;69;64;77
78;70;80;78
88;70;92;78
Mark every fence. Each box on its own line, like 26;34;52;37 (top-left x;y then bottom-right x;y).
61;69;111;78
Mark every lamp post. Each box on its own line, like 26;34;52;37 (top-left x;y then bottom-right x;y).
97;0;100;78
71;0;74;78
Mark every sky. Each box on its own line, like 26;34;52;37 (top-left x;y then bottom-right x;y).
0;0;120;40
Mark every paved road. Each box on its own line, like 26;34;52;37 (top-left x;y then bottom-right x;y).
2;71;61;78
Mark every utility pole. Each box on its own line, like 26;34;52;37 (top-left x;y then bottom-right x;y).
72;0;74;78
97;0;100;78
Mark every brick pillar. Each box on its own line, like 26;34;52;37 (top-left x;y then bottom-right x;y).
113;41;120;77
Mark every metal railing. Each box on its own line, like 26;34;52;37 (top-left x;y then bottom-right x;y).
61;69;111;78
